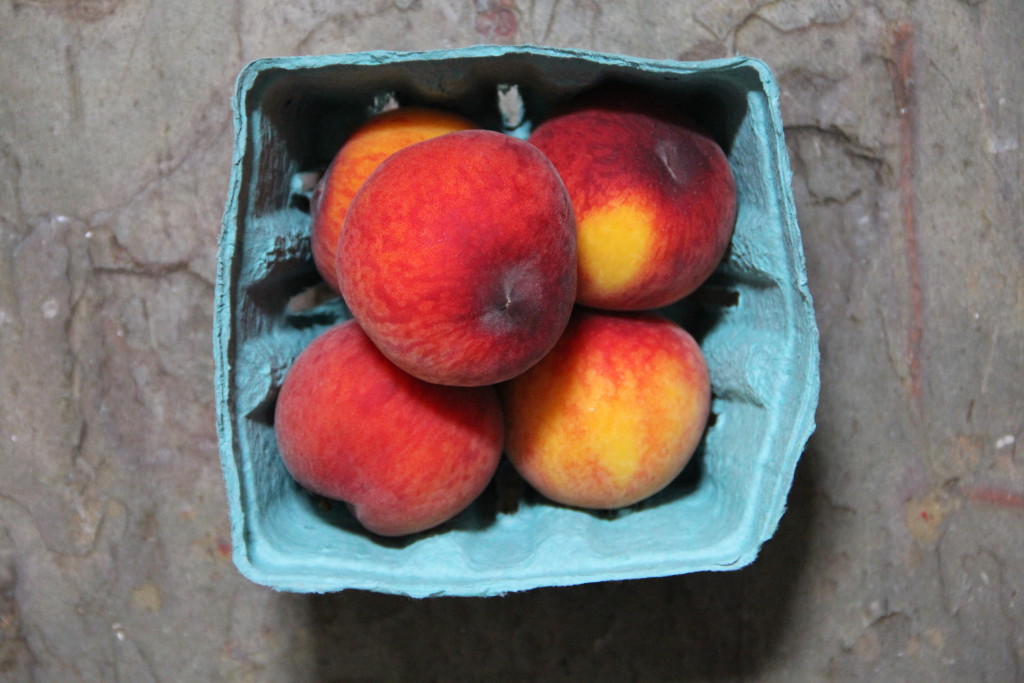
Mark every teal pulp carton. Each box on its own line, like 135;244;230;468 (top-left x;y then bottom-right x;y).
214;46;819;596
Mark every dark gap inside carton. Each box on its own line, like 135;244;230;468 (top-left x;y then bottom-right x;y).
244;387;278;427
532;74;749;157
245;260;320;317
284;282;337;316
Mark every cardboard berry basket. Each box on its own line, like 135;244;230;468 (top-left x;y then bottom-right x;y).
214;45;819;596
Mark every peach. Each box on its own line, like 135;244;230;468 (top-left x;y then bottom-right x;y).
273;320;503;537
500;309;711;509
310;107;476;293
338;129;577;387
528;87;736;310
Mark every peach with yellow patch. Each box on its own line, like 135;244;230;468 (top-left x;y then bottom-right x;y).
501;309;711;509
529;87;736;310
310;107;475;293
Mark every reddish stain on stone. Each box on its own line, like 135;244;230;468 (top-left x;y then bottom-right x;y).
963;486;1024;512
889;21;925;419
475;0;518;41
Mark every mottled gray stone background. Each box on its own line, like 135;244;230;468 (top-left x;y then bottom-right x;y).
1;1;1022;680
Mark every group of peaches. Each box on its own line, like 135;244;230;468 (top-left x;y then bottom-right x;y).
274;85;737;537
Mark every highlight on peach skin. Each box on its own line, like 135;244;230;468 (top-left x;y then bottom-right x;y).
529;87;737;311
273;320;504;537
338;129;577;387
500;308;711;510
309;106;476;293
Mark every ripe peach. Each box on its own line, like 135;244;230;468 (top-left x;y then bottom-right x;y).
529;87;736;310
338;129;577;387
500;309;711;510
309;107;476;293
273;320;504;537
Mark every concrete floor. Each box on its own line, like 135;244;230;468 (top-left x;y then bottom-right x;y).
2;1;1022;680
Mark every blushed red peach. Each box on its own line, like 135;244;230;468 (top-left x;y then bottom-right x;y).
309;107;475;293
337;129;577;387
529;88;736;310
274;320;503;537
500;309;711;509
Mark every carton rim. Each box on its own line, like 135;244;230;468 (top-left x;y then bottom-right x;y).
214;45;819;597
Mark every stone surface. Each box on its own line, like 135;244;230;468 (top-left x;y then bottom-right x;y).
1;0;1021;680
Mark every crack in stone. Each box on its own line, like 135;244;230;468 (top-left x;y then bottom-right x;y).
785;123;888;166
231;0;244;62
0;137;29;234
754;0;856;34
294;2;401;54
83;91;232;246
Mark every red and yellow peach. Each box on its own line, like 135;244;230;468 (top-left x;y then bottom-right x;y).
337;129;577;387
274;320;504;536
310;107;476;293
529;88;736;310
500;309;711;509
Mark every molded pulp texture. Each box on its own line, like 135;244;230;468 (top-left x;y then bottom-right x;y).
214;45;819;597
